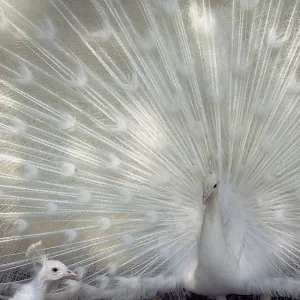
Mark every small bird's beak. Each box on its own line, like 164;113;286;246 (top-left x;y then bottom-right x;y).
65;270;77;278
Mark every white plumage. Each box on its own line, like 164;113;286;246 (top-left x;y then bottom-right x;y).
7;242;77;300
9;260;76;300
1;0;300;299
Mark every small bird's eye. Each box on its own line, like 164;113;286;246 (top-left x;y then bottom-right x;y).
213;184;217;188
52;267;58;273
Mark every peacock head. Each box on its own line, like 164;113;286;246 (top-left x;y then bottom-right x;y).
202;173;219;205
41;260;76;282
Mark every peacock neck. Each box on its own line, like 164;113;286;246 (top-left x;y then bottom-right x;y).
198;190;228;263
187;189;243;296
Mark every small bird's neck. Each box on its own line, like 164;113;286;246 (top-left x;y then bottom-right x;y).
33;271;49;298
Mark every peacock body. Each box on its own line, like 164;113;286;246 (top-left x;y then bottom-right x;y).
1;0;300;298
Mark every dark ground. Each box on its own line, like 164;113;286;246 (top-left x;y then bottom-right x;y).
160;294;293;300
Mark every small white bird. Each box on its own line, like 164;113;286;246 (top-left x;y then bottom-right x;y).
9;259;76;300
9;241;77;300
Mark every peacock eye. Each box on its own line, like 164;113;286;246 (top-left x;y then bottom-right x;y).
52;267;58;273
213;184;217;188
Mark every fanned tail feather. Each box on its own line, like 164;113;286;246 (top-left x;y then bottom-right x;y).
0;0;202;293
1;0;300;298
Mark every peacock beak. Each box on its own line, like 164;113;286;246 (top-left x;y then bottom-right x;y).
203;189;210;205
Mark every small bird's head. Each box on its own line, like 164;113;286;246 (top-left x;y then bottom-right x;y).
202;173;219;205
41;260;76;282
